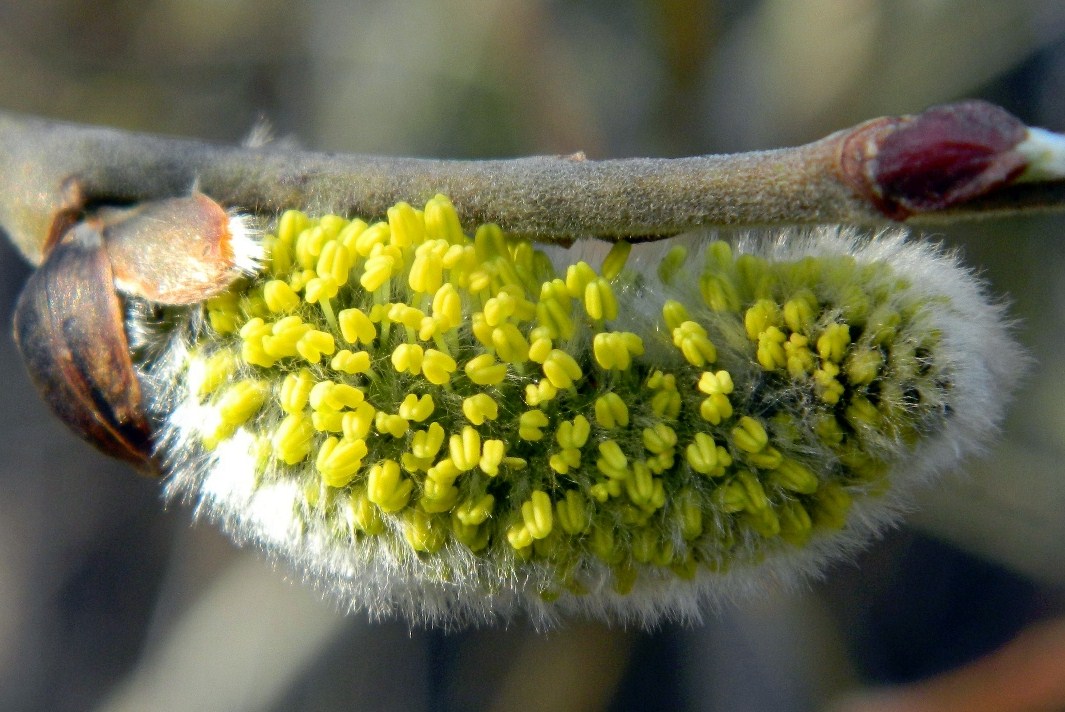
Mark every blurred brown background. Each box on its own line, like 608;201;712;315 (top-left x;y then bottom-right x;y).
1;1;1064;711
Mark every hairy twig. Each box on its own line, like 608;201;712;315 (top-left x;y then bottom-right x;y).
2;99;1064;265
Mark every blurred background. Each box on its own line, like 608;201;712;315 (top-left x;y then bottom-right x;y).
1;1;1064;710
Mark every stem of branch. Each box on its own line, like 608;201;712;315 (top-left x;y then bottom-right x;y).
2;100;1064;265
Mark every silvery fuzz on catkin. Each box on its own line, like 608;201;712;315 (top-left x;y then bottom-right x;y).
131;195;1022;628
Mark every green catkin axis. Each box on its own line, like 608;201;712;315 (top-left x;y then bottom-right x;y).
157;194;1003;625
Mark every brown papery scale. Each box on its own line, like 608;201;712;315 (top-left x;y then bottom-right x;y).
12;194;247;474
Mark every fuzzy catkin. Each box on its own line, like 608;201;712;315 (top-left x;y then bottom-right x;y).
135;196;1022;628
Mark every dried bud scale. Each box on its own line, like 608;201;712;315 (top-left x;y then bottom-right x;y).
124;195;1022;627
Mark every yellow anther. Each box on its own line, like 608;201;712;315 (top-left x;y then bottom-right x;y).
341;402;376;440
398;393;435;422
746;445;783;469
422;349;457;385
353;221;390;257
685;432;721;475
661;300;690;332
462;393;499;425
697;370;734;395
449;425;482;472
601;241;632;281
593;331;644;370
522;490;554;539
464;353;508;386
812;482;852;530
426;458;459;485
272;413;315;464
217;380;268;427
744;299;781;341
338;308;376;346
536;296;575;341
387;201;425;248
295;225;328;269
523;379;558;406
584;278;618;321
549;448;582;474
391;343;424;375
542;349;583;389
657;245;688;285
556;414;591;449
424;194;464;244
474;222;507;260
817;323;851;362
455;494;495;525
188;350;237;399
337;219;368;253
277;209;308;245
845;395;882;431
375;412;409;438
678;488;703;539
316;436;369;488
565;261;597;299
404;509;446;553
700;393;733;425
316;240;352;285
845;346;883;385
783;290;818;333
261;316;310;358
625;462;660;509
491;323;530;364
518;409;549;441
296;329;335;364
421;478;459;513
479;439;505;476
814;415;845;447
757;326;788;370
770;459;819;494
311;409;344;433
597;440;628;479
408;249;443;294
699;273;740;312
360;253;395;291
650;388;682;419
732;416;769;453
410;422;446;459
594;393;629;429
431;283;462;329
779;500;813;546
347;490;385;535
642;423;678;454
387;303;425;331
483;291;516;326
263;280;301;313
331;349;372;375
555;490;590;534
367;459;412;512
814;362;845;404
309;380;365;411
506;523;534;550
785;334;816;377
528;336;553;364
672;321;717;367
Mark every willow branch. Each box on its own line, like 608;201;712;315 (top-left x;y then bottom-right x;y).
3;99;1065;265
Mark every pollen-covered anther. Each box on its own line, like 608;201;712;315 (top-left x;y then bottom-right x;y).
594;393;630;429
818;323;851;362
331;349;372;375
367;459;412;512
450;426;482;472
462;393;498;425
593;332;644;370
756;326;788;370
464;353;508;386
672;321;717;367
732;416;770;454
518;409;549;441
392;343;424;375
296;329;335;364
522;491;554;540
263;280;301;313
421;349;457;385
398;393;435;422
338;307;377;345
316;436;369;488
542;349;583;389
584;278;618;321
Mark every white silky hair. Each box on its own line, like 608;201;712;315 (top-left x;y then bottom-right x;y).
147;225;1024;630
